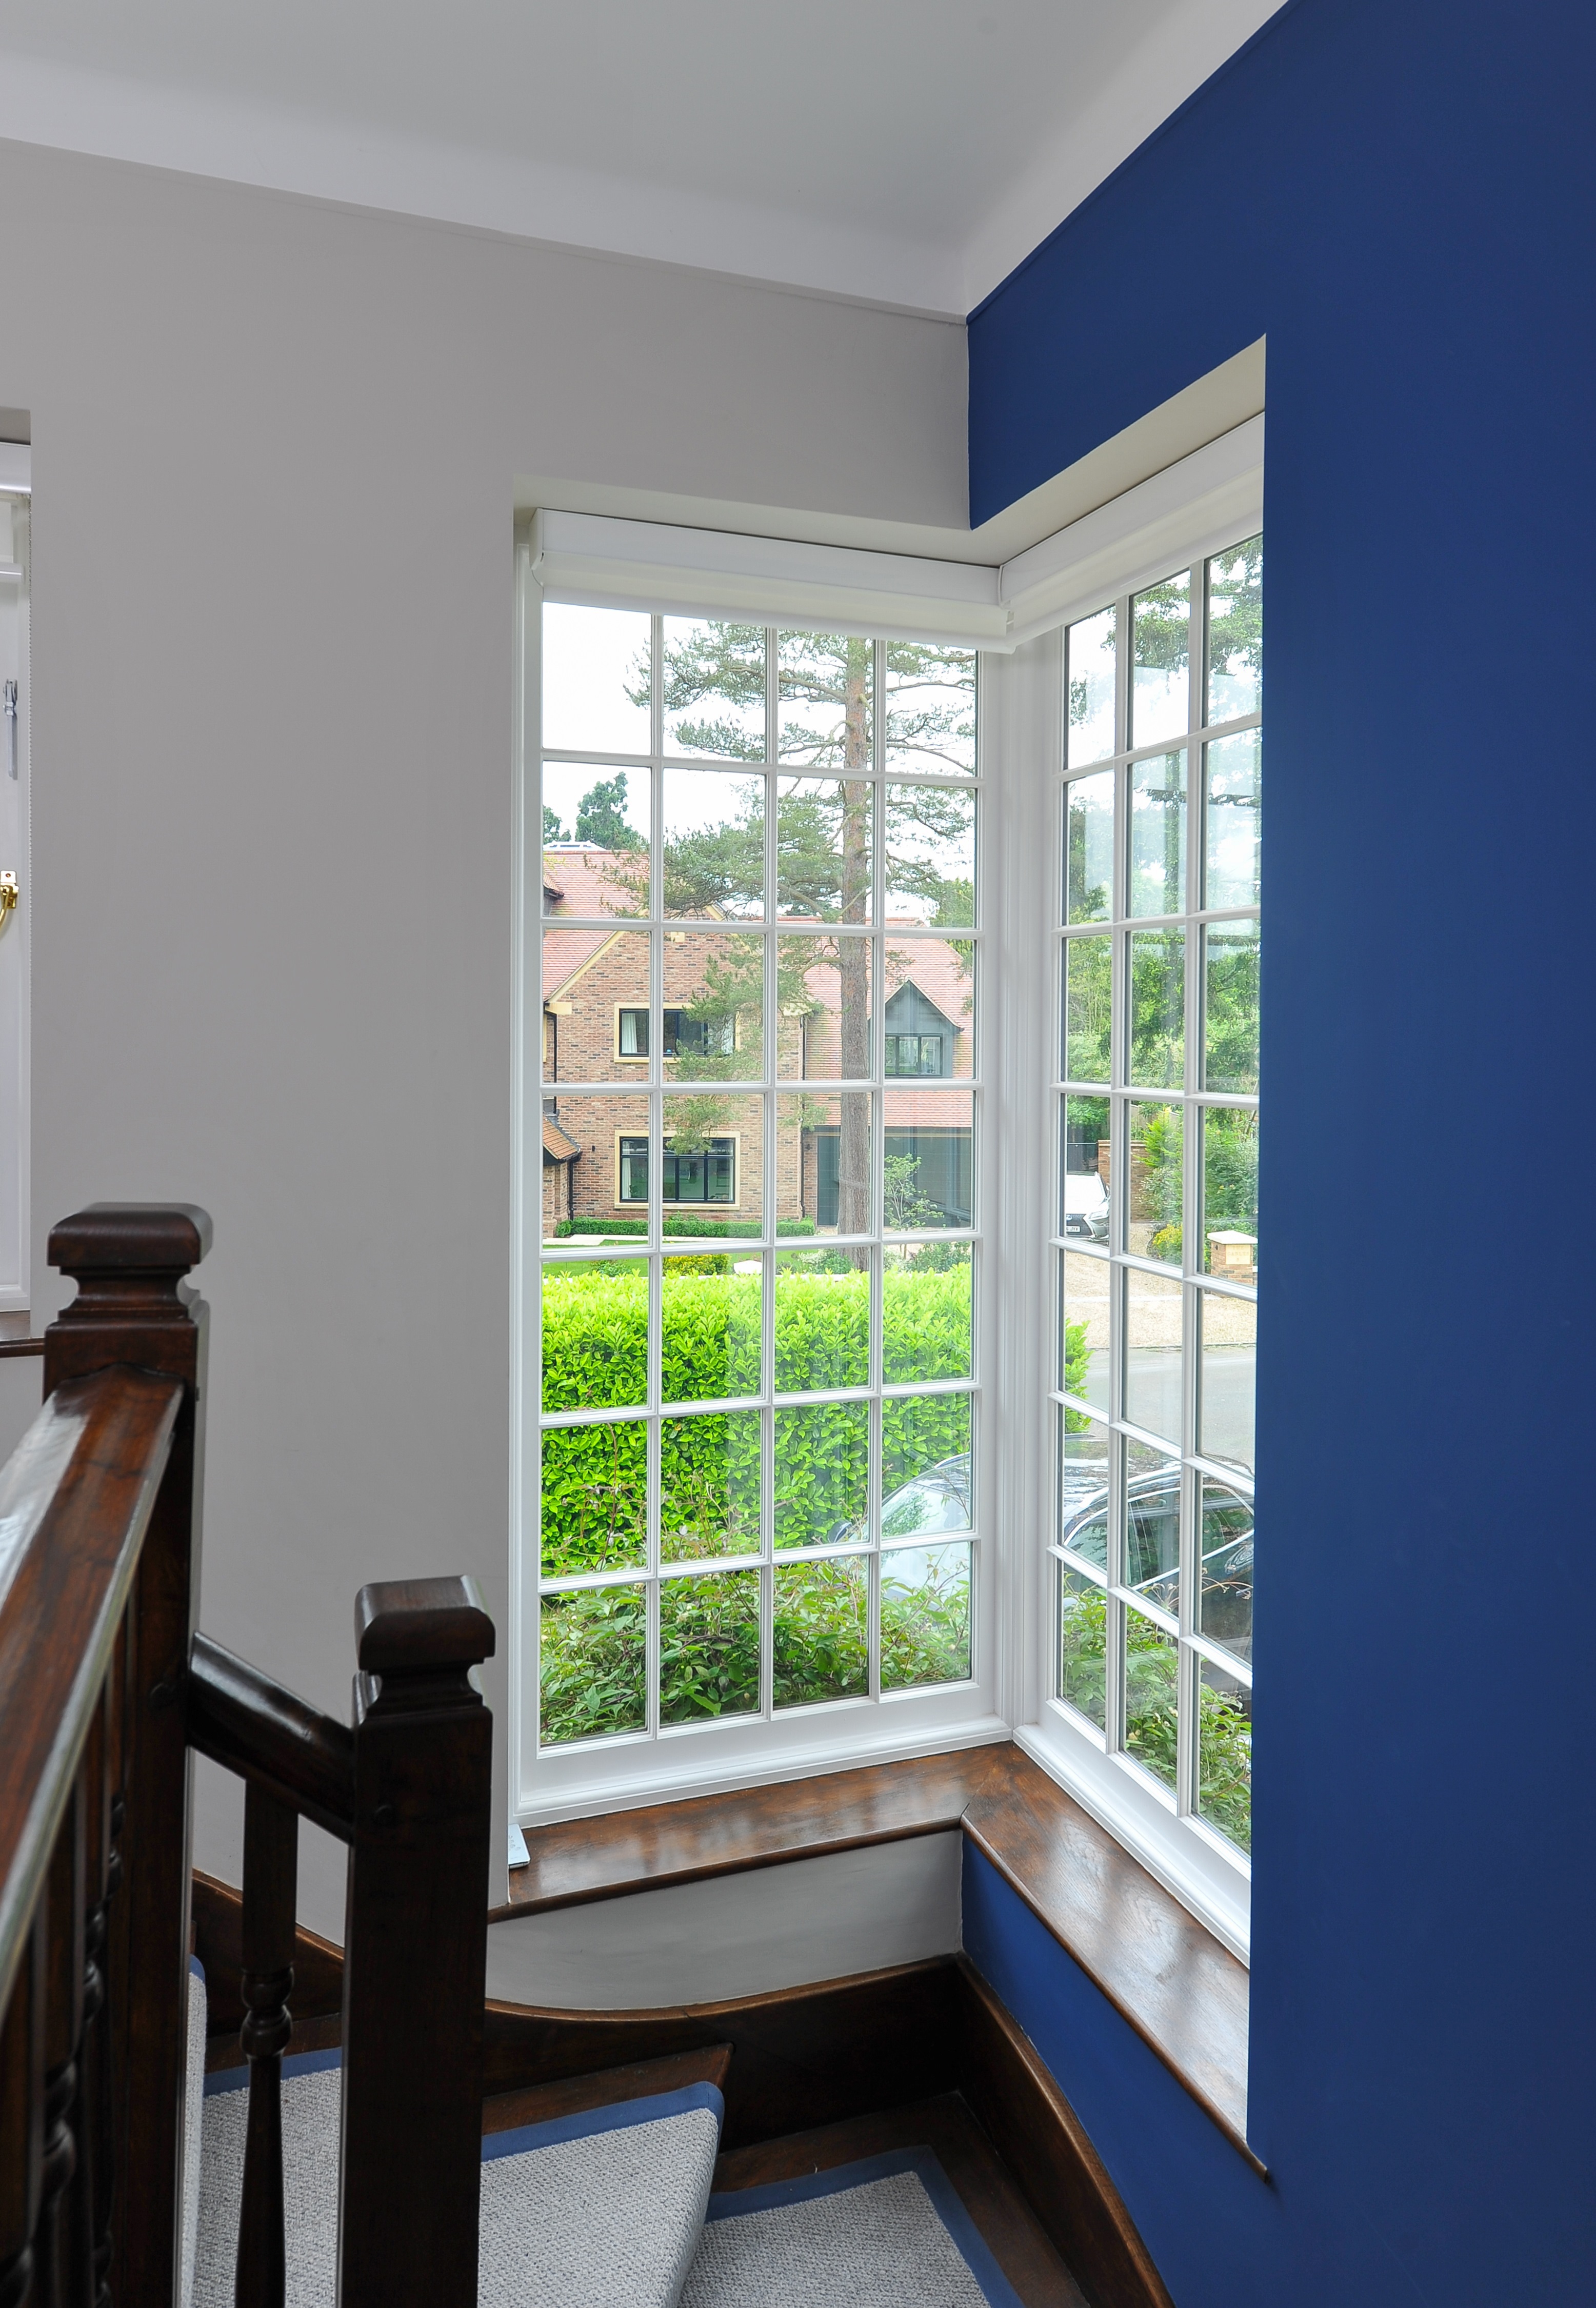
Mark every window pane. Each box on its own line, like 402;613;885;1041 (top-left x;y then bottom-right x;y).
1127;1100;1182;1263
1125;1440;1181;1613
1124;1265;1182;1445
1128;928;1184;1088
776;774;871;922
884;1244;971;1383
1198;1657;1252;1852
1065;769;1114;924
663;1092;762;1232
542;926;650;1083
1060;1250;1111;1412
1205;924;1259;1092
662;1255;762;1404
663;767;764;919
542;603;651;755
542;762;650;914
1199;1472;1254;1662
1061;1096;1109;1241
773;1402;869;1548
1205;538;1263;727
779;630;873;767
885;784;974;926
1066;604;1116;767
883;643;975;774
1058;1563;1108;1727
661;1410;763;1561
1058;1411;1110;1562
1124;1605;1180;1789
881;1541;971;1688
1130;571;1190;749
1063;933;1112;1082
540;1420;646;1576
662;620;767;759
886;944;973;1080
777;933;872;1082
773;1248;869;1392
668;933;764;1081
1129;751;1186;918
779;1087;871;1235
539;1586;647;1745
1198;1288;1255;1475
883;1086;972;1228
1203;1107;1258;1276
660;1569;761;1723
542;1257;647;1411
882;1394;971;1536
773;1557;869;1704
1203;732;1261;909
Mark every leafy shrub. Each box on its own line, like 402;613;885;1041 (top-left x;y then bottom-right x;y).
553;1215;815;1239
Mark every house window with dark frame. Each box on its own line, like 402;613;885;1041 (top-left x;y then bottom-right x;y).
620;1134;736;1204
617;1006;733;1061
882;983;955;1078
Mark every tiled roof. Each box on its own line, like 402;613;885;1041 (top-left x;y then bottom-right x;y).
542;1115;582;1163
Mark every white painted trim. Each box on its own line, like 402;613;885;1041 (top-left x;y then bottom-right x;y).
0;447;30;496
529;419;1264;652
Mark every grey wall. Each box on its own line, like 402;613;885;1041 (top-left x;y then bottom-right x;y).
0;136;967;1938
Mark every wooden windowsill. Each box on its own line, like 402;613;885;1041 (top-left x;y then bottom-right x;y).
499;1741;1254;2168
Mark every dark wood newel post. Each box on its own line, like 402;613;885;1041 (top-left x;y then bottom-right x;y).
337;1578;495;2308
234;1786;297;2308
44;1203;212;2308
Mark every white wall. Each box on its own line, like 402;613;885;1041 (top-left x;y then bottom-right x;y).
0;135;967;1941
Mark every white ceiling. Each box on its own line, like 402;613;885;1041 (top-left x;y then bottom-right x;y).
0;0;1279;312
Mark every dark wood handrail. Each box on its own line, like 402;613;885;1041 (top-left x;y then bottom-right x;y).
0;1366;184;2018
0;1339;43;1360
188;1637;355;1843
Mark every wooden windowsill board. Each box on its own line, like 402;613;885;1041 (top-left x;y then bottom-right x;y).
502;1742;1255;2167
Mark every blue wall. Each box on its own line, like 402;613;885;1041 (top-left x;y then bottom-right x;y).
966;3;1596;2301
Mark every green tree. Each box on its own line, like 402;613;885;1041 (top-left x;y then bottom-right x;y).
574;772;645;850
543;803;568;841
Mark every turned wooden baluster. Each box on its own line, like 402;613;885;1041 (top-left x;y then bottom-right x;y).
0;1915;45;2308
63;1725;111;2308
34;1786;86;2308
89;1636;129;2308
234;1787;297;2308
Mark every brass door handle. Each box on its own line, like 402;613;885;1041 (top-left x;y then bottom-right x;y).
0;871;17;928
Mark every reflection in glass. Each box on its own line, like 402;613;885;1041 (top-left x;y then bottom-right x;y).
1067;604;1116;767
542;604;651;757
883;1087;973;1230
776;775;871;921
1130;752;1186;917
1198;1289;1255;1475
1063;934;1112;1082
1127;1101;1182;1262
661;1093;762;1229
539;1420;646;1576
776;934;872;1081
779;630;873;767
886;784;973;925
1124;1266;1182;1445
882;1541;971;1688
774;1557;869;1703
883;643;975;774
773;1250;869;1392
1199;1473;1254;1662
538;1585;646;1745
1125;1444;1181;1614
1205;538;1263;727
543;927;649;1083
542;1259;648;1411
1131;570;1190;749
1060;1250;1112;1414
542;762;650;914
660;1570;761;1723
661;1256;762;1403
1205;924;1259;1091
778;1088;871;1236
662;620;767;758
661;1411;763;1561
668;933;764;1080
1058;1564;1108;1727
1128;929;1185;1088
773;1402;869;1547
1124;1606;1180;1790
1061;1096;1110;1242
884;1244;971;1382
662;768;764;919
1065;770;1114;923
882;1393;971;1536
1204;733;1261;909
1198;1656;1252;1852
1058;1411;1110;1545
1202;1108;1258;1277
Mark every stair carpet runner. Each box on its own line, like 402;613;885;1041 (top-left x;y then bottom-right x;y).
184;1968;1021;2308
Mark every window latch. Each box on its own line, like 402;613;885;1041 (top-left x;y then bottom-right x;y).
3;681;15;780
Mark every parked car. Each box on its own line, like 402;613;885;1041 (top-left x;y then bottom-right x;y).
826;1453;970;1546
1060;1464;1253;1659
1062;1170;1109;1242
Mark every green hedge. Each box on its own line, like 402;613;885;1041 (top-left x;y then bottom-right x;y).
553;1215;816;1239
540;1264;973;1575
